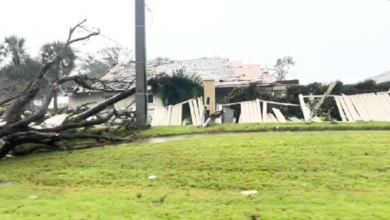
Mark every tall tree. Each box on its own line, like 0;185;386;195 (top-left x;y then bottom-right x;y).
0;36;41;96
40;41;77;111
0;35;28;67
78;46;133;78
40;41;77;76
0;58;41;81
273;56;296;81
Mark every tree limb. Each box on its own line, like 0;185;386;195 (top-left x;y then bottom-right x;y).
38;110;115;132
70;73;166;121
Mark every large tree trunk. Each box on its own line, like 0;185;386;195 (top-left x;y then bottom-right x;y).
0;19;170;159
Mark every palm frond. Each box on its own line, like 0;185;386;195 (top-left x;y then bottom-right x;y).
2;35;28;66
40;41;77;76
155;68;203;108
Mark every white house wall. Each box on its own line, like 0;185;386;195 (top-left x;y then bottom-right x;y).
68;92;104;109
107;93;164;110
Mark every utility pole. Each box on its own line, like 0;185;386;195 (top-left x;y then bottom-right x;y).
135;0;148;128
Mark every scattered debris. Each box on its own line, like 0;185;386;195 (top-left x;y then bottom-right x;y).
241;190;258;195
0;181;14;186
305;116;313;124
152;195;167;204
210;110;224;120
246;212;261;220
159;195;167;204
288;117;303;122
202;118;211;128
147;175;157;180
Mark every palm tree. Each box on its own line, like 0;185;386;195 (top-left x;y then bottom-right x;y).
0;44;5;65
40;41;77;111
152;69;204;118
0;35;28;66
0;36;47;112
40;41;76;76
0;36;39;90
0;57;41;80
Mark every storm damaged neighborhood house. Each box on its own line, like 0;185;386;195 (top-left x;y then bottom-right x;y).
67;58;299;122
67;64;164;123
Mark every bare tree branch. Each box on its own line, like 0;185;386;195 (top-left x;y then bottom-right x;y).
38;110;115;132
0;19;102;159
0;18;172;159
70;73;166;121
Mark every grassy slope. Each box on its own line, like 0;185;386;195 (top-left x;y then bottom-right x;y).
137;121;390;138
2;131;390;219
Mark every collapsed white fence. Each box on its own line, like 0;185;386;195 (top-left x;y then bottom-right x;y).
151;97;204;126
300;92;390;122
216;99;300;124
151;91;390;126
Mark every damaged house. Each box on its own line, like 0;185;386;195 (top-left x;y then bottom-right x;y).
67;64;165;123
67;57;299;123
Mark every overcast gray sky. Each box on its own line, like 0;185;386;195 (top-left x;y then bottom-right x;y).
1;0;389;84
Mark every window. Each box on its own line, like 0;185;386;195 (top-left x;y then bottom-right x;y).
148;94;154;103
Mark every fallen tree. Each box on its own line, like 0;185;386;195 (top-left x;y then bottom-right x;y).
0;19;166;159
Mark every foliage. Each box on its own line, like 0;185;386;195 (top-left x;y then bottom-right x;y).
0;58;41;81
0;36;43;96
225;79;390;120
0;35;28;67
273;56;295;80
2;131;390;219
151;68;203;118
0;58;44;98
39;41;78;109
224;83;263;121
155;56;170;61
40;41;77;77
282;79;390;119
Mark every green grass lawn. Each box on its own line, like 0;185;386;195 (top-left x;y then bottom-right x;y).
2;131;390;219
137;121;390;138
13;122;390;155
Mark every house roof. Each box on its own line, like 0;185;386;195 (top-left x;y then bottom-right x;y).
215;79;300;88
70;58;281;94
69;64;162;94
